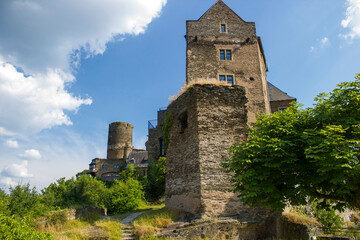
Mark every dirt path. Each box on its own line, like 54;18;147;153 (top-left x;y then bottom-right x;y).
121;210;150;225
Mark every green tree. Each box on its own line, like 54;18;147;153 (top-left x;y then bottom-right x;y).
8;184;47;218
223;74;360;211
0;188;9;215
145;157;166;201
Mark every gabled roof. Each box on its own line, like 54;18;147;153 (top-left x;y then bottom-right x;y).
267;82;296;102
127;149;148;168
195;0;246;22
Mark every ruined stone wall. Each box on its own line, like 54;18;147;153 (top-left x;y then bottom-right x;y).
186;0;270;123
166;84;267;217
107;122;133;159
165;86;202;214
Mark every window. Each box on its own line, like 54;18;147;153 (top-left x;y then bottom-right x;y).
179;111;188;134
227;75;234;85
220;50;225;60
220;50;232;60
221;24;226;33
219;75;234;85
279;108;287;111
160;138;165;156
226;50;232;60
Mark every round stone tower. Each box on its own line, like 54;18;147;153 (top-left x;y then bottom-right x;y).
107;122;133;159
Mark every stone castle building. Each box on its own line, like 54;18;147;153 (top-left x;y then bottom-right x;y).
89;122;148;181
161;0;295;219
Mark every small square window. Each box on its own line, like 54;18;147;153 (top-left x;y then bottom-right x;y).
227;75;234;85
220;50;225;60
221;24;226;32
219;75;225;81
226;50;232;60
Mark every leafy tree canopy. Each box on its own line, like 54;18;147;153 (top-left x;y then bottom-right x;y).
223;74;360;211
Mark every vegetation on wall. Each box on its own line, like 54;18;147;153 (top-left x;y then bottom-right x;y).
223;74;360;211
145;157;166;201
162;112;173;152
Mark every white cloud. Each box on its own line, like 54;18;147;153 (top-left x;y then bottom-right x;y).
0;127;16;136
0;0;167;135
1;160;33;178
341;0;360;39
18;149;42;160
4;140;19;149
320;37;330;48
0;59;92;134
0;177;18;187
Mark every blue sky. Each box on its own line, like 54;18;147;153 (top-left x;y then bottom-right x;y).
0;0;359;190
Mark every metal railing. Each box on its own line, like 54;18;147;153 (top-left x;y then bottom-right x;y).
148;120;157;130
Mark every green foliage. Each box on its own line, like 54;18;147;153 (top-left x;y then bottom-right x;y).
145;157;166;201
42;173;143;213
314;207;344;234
8;184;47;218
0;188;9;215
106;178;143;214
162;112;173;152
224;75;360;211
0;214;52;240
118;163;145;183
75;169;89;179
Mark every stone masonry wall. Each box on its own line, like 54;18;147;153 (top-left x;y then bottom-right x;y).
186;0;270;123
165;86;202;214
166;84;268;217
107;122;133;159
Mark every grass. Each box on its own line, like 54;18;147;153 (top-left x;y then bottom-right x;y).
133;207;181;239
94;219;122;240
283;212;320;227
169;79;231;102
38;217;122;240
38;219;91;240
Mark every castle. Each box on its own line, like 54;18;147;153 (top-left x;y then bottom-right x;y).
88;122;148;181
89;0;295;222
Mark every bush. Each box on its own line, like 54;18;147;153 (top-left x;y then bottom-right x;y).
105;178;143;214
0;188;9;215
0;214;52;240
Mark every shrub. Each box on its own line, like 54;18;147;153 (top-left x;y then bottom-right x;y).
105;178;143;214
0;214;52;240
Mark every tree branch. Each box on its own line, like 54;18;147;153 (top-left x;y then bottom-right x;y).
311;191;346;202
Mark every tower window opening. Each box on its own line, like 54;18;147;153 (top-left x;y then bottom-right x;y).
179;112;188;134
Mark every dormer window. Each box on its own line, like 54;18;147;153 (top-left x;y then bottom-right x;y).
221;24;227;33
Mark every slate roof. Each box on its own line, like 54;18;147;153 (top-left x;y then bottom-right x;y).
267;82;296;102
127;149;148;168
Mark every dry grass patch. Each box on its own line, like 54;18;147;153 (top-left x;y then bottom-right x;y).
133;208;181;239
169;79;231;102
94;219;122;240
38;219;91;240
283;212;320;226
